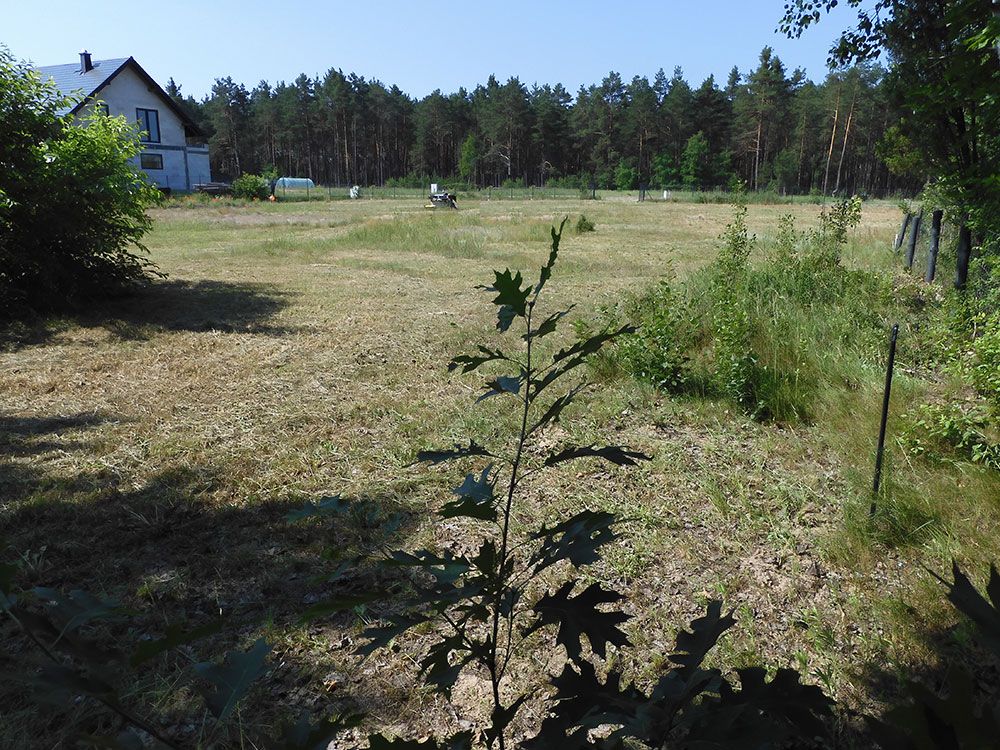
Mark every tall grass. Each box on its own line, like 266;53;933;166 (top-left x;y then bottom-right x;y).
607;199;999;569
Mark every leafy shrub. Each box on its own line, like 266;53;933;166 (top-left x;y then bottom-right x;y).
614;279;697;393
964;253;1000;409
574;214;594;233
231;172;270;201
971;323;1000;409
901;402;1000;470
611;197;884;422
711;201;758;408
0;48;162;313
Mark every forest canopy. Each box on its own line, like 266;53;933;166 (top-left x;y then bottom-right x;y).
169;48;917;196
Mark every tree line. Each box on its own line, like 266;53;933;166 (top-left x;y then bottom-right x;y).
167;47;920;196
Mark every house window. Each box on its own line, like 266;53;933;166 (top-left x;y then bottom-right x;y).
136;108;160;143
140;153;164;170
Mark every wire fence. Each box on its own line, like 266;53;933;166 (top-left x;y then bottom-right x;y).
269;184;594;202
174;182;853;207
268;184;836;205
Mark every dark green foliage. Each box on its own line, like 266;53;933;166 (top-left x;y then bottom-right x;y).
194;638;271;721
574;215;595;233
780;0;999;253
189;42;909;197
231;172;270;200
0;47;162;314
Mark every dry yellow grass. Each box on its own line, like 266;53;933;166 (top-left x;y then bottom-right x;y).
2;196;962;746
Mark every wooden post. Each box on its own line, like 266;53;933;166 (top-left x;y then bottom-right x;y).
904;210;923;270
955;224;972;290
925;209;943;282
894;212;911;252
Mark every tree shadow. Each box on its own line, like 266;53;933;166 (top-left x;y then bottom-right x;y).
848;594;1000;747
0;411;420;747
0;278;297;350
0;412;109;458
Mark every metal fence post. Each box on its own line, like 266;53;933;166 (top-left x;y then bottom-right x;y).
871;323;899;517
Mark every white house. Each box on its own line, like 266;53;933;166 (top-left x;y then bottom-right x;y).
35;51;211;193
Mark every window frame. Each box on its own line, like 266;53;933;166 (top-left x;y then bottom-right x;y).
136;108;161;143
140;152;164;170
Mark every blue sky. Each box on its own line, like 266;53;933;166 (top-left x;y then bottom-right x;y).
4;1;861;99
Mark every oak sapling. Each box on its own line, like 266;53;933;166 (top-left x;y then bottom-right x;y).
357;218;648;748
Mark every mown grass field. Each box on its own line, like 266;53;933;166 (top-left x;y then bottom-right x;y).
2;196;997;746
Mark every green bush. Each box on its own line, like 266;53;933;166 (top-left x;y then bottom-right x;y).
231;172;269;201
972;324;1000;409
575;214;595;233
614;279;697;393
711;201;759;408
902;402;1000;470
611;197;887;422
0;48;162;313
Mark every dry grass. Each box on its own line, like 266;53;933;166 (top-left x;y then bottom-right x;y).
3;196;988;746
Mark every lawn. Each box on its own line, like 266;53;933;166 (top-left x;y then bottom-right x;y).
2;196;993;746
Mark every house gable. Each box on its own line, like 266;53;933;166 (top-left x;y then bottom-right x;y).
37;57;204;139
35;54;211;192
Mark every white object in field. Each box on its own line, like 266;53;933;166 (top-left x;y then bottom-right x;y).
663;190;671;200
349;185;360;199
430;183;438;194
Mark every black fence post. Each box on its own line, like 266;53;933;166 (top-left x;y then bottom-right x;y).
955;224;972;290
926;209;943;282
904;210;923;270
894;212;911;252
871;323;899;517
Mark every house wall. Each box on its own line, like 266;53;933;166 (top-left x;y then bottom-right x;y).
78;67;211;192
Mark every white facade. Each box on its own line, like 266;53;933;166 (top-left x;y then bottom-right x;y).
79;67;209;192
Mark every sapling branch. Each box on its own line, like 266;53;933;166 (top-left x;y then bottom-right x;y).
367;219;650;749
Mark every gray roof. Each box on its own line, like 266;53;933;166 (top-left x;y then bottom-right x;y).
35;58;130;115
33;56;205;138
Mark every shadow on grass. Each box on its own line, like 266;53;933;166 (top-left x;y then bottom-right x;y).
0;418;419;747
0;278;297;349
849;615;1000;747
0;412;110;458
